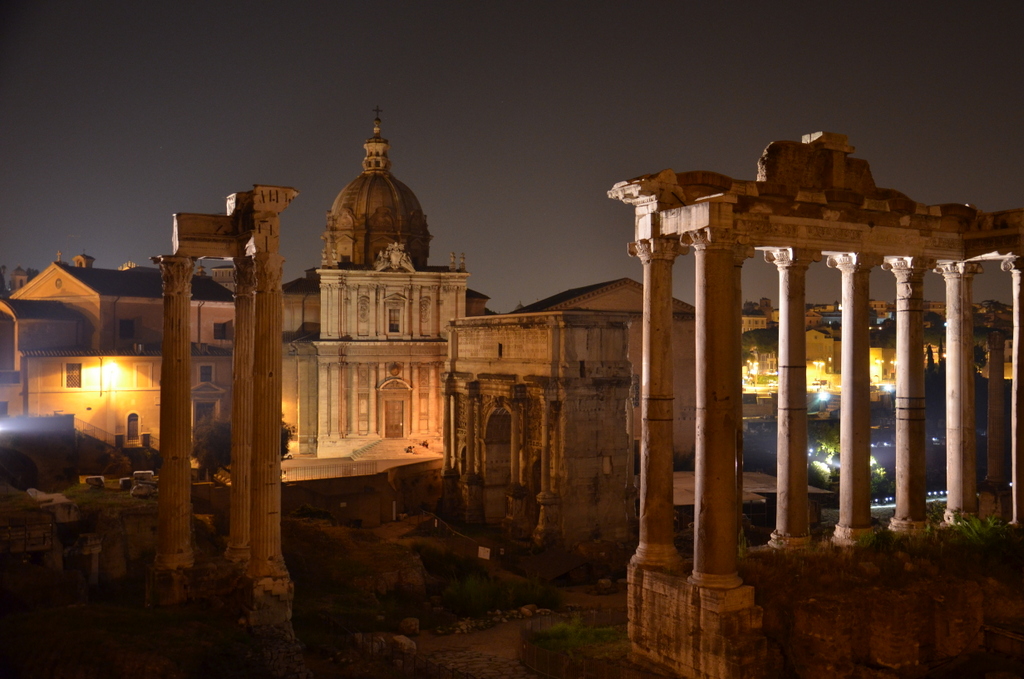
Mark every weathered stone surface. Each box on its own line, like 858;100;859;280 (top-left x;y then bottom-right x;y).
398;617;420;636
391;634;417;653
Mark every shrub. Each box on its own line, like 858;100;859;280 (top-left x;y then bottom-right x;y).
531;615;624;657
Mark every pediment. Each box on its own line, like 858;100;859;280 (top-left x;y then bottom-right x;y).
11;264;96;301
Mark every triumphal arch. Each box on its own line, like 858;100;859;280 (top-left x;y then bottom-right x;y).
609;132;1024;678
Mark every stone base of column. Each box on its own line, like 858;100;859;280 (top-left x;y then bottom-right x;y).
630;543;683;572
246;574;295;627
978;486;1012;522
532;492;561;548
768;531;811;550
628;563;773;679
146;565;190;607
503;484;531;540
224;545;250;564
441;469;462;519
889;518;927;533
463;474;484;524
688;570;744;590
832;524;872;547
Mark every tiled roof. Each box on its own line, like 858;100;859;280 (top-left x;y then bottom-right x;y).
21;343;231;358
466;288;489;300
56;264;234;302
0;299;85;322
514;277;694;315
283;274;321;294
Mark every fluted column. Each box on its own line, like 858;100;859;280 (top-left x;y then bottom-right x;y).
884;257;931;532
627;236;684;571
987;330;1006;486
510;396;522;487
154;255;195;570
829;253;877;546
464;382;484;523
765;248;817;548
249;252;288;579
1007;258;1024;524
938;261;981;521
688;228;740;588
226;255;255;562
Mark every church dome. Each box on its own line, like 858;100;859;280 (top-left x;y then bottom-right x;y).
322;116;431;269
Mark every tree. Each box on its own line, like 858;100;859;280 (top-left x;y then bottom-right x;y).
741;328;779;357
192;419;292;477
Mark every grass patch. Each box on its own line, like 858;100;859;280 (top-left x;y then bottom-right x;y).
531;615;627;658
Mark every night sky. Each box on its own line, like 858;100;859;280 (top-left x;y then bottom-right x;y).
2;2;1022;312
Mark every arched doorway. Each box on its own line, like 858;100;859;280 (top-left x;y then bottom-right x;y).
126;413;140;447
482;407;511;523
379;378;412;439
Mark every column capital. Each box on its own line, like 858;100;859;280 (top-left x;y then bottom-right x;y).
1001;256;1024;274
628;237;685;263
883;256;935;278
253;252;285;292
153;255;194;296
762;247;820;270
232;255;256;297
936;260;984;277
989;329;1006;350
685;226;744;253
825;251;882;273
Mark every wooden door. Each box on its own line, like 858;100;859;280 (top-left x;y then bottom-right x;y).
384;400;404;438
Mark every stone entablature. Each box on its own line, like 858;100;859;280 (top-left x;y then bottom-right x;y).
444;311;633;548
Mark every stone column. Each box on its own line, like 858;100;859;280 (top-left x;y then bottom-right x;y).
626;237;684;571
510;396;521;487
534;395;562;546
1007;258;1024;524
428;363;438;436
689;228;741;588
938;261;981;521
828;253;877;546
226;255;255;562
765;248;816;548
154;255;195;571
883;257;931;532
464;382;484;523
441;388;461;517
368;363;378;435
987;330;1006;485
249;252;288;581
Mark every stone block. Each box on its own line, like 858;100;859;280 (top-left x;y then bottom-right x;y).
391;635;416;654
398;617;419;636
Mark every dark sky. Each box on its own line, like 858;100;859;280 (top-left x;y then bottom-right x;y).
2;1;1023;312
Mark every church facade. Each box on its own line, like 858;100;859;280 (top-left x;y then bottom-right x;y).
283;118;482;457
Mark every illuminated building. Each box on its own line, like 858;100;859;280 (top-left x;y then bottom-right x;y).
0;254;234;447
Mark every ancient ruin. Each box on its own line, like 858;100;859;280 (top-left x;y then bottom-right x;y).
149;185;298;626
609;132;1024;678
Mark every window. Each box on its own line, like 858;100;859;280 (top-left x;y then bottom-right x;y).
498;343;503;358
213;322;228;340
0;402;7;417
199;365;213;383
388;308;400;333
65;363;82;388
119;319;134;339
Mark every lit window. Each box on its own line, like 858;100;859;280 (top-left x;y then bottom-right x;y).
199;365;213;383
66;363;82;389
388;308;400;333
